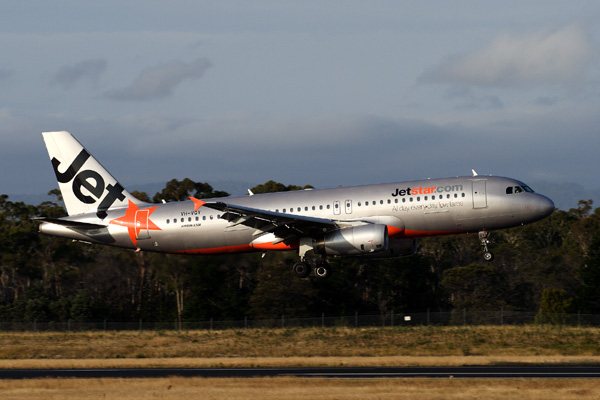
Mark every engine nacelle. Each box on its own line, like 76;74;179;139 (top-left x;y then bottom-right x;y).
313;224;388;256
359;237;418;259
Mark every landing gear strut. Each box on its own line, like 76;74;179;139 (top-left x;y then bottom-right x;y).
293;238;332;279
479;231;494;262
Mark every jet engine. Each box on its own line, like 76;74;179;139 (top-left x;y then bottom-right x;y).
313;224;388;256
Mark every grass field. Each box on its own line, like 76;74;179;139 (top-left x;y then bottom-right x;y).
2;377;600;400
1;325;600;399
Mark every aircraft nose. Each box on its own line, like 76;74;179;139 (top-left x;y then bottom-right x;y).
537;195;555;218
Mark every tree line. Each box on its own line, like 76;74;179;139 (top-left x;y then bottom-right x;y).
0;178;599;324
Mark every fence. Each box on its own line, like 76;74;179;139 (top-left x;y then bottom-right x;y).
3;310;600;332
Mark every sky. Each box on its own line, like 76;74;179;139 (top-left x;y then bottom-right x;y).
1;1;600;200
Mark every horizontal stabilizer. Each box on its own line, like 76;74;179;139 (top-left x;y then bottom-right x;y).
33;217;107;230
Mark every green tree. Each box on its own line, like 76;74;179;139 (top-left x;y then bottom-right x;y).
442;264;508;311
250;180;313;194
535;288;572;325
577;230;600;312
152;178;229;202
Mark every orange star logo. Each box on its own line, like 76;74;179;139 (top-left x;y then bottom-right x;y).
110;200;161;246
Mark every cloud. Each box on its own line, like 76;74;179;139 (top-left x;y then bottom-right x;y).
105;58;212;101
420;25;595;88
53;59;107;89
443;86;503;110
0;68;13;81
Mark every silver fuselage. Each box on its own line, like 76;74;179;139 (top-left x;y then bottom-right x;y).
41;175;554;255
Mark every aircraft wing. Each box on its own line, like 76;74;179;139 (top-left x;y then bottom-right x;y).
203;201;337;244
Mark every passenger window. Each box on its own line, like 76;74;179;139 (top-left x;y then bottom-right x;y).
166;219;170;224
320;205;323;210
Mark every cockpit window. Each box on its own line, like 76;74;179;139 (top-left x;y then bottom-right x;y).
506;185;535;194
522;185;534;193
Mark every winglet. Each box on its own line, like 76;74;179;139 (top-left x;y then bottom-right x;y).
248;189;254;196
472;169;478;177
189;197;206;211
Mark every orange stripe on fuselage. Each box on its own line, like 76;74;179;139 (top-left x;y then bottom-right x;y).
250;240;299;251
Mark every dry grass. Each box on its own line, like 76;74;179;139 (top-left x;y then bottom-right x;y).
1;326;600;399
1;355;600;369
1;325;600;362
1;377;600;400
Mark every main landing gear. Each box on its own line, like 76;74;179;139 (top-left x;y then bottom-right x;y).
292;260;332;279
479;231;494;262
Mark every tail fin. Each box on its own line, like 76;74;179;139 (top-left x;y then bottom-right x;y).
42;131;143;218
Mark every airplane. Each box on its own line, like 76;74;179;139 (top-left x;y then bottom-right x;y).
37;131;555;278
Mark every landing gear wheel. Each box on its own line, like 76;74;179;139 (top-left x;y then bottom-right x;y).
478;231;494;262
292;262;311;278
314;263;332;279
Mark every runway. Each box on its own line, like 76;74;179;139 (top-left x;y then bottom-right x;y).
2;366;600;379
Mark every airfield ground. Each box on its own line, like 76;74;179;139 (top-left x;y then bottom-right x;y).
1;326;600;399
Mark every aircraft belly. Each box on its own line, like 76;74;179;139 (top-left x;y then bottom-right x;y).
402;211;458;235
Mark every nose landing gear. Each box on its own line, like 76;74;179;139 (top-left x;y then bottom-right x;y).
479;231;494;262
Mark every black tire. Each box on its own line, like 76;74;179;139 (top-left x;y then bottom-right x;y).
483;252;494;262
314;263;332;279
293;262;311;278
